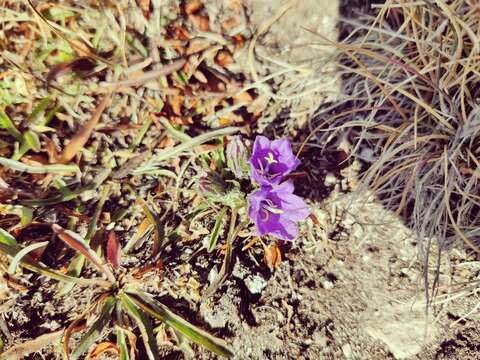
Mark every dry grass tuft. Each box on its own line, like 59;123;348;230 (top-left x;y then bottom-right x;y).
303;0;480;296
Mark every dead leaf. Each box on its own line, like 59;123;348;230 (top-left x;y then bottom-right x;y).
222;17;239;32
184;0;203;14
193;70;208;83
0;329;63;359
87;341;119;359
189;14;210;31
215;49;234;67
106;231;121;270
169;94;184;115
264;243;282;271
57;94;111;164
138;0;151;17
232;34;245;48
46;57;96;85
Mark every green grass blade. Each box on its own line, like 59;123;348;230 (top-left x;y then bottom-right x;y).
12;104;62;161
70;296;116;360
118;293;160;360
23;130;41;152
0;107;22;140
26;97;52;124
207;207;227;252
0;228;17;246
8;241;49;274
126;186;164;257
157;117;191;142
115;326;130;360
134;126;240;174
126;290;233;358
0;204;33;226
0;157;79;174
57;185;110;295
0;242;109;287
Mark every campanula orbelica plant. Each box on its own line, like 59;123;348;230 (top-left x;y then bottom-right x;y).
248;136;309;241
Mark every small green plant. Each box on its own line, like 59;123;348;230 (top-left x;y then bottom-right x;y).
0;209;233;359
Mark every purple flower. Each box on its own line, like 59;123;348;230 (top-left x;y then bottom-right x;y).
248;181;310;241
249;136;300;186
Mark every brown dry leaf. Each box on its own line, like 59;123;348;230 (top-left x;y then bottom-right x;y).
189;14;210;31
264;243;282;271
138;0;151;17
168;24;191;41
232;34;245;48
186;38;212;55
106;231;121;270
227;0;244;13
222;17;239;32
159;136;176;149
232;91;253;105
57;94;111;164
169;94;184;115
184;0;203;15
215;49;234;67
46;57;96;85
44;136;59;163
0;329;63;359
87;341;119;359
193;70;208;83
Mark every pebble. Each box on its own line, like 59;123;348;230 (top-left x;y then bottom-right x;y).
342;343;352;358
322;280;335;289
244;274;268;294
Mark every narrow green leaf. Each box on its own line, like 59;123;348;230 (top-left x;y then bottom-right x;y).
0;204;33;226
0;228;17;246
0;156;79;174
70;296;116;360
134;126;240;174
127;186;164;257
118;293;160;360
0;107;22;140
116;326;130;360
157;117;191;142
171;329;195;359
27;97;51;124
204;209;242;298
130;117;153;150
126;290;233;358
57;185;110;295
8;241;49;274
0;242;110;287
23;130;41;152
19;183;97;207
207;207;227;252
12;104;62;161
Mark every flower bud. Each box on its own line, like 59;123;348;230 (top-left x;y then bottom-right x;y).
226;136;250;179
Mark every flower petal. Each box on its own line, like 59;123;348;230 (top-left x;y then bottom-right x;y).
279;194;310;221
271;217;298;241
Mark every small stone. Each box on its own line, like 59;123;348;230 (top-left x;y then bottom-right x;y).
322;280;334;289
244;274;268;294
342;343;352;358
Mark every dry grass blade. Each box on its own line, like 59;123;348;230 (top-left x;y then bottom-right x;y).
0;329;63;359
57;94;111;164
103;59;186;89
